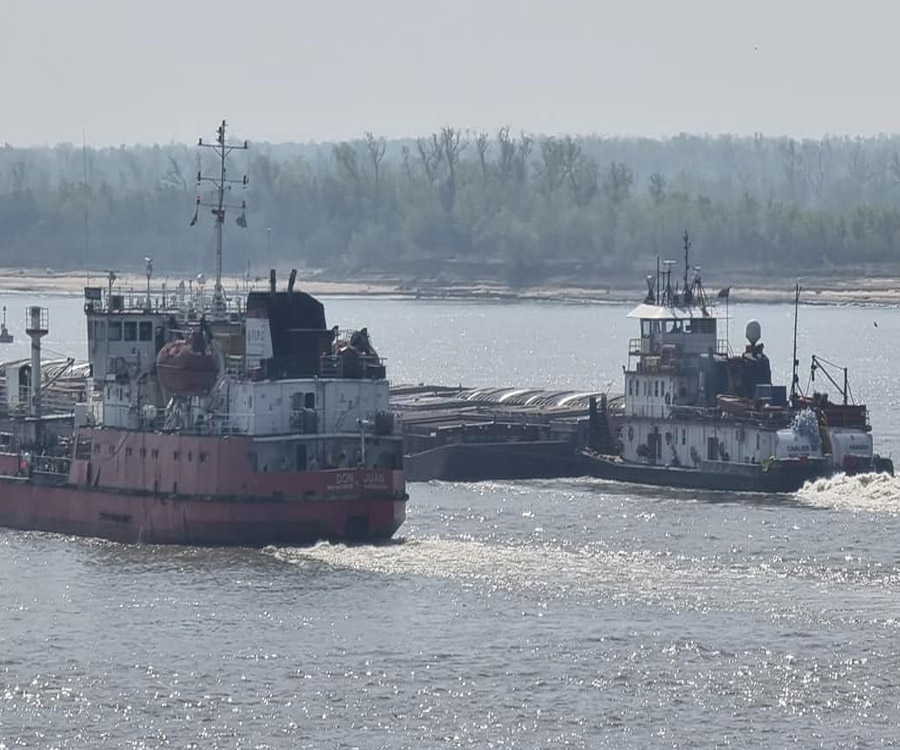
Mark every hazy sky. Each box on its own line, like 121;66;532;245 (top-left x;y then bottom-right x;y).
2;0;898;146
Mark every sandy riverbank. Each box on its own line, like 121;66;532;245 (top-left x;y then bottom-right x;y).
0;268;897;306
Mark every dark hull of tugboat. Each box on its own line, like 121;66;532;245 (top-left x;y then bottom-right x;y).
406;440;584;482
578;452;831;494
0;476;405;545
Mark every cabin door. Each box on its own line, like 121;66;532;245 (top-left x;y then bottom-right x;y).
647;427;662;462
707;436;719;461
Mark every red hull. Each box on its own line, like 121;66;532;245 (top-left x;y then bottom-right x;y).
0;429;407;546
0;476;405;545
0;427;407;545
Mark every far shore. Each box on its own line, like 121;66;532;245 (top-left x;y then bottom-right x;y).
0;267;898;307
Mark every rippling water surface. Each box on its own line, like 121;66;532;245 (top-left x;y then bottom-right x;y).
2;293;900;748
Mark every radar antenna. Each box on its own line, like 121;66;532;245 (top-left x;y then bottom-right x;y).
191;119;249;318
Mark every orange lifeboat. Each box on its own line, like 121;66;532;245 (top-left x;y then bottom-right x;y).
156;328;218;396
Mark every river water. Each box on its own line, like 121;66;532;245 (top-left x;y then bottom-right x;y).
2;293;900;748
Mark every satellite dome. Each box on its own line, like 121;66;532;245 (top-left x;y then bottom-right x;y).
745;319;761;345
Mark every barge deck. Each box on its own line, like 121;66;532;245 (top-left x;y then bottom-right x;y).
391;384;620;481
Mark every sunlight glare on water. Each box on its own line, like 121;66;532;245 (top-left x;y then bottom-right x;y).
2;294;900;748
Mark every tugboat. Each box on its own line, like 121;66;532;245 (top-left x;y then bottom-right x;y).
581;233;893;492
0;120;407;544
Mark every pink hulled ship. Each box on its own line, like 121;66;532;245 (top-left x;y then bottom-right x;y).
0;121;406;545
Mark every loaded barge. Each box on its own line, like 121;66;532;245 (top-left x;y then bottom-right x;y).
392;384;617;482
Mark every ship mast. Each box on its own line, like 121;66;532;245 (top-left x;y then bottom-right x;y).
790;282;801;405
191;119;248;318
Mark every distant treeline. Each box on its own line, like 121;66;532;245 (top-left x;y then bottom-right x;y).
2;131;900;283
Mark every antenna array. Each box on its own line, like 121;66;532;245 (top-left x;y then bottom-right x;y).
190;119;249;318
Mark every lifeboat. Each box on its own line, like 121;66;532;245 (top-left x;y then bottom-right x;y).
157;327;218;395
716;394;751;417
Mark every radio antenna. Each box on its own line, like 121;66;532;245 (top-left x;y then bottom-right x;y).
790;282;801;405
191;119;249;318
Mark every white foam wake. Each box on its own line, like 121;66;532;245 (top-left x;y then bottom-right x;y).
266;536;780;609
269;536;696;596
797;472;900;514
266;532;900;629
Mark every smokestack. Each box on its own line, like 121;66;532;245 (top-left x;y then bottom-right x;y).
269;269;276;294
25;306;48;417
288;268;297;293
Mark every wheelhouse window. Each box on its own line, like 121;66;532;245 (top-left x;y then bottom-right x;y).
108;321;122;341
124;321;137;341
139;321;153;341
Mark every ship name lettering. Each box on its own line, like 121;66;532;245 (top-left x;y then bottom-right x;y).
363;471;385;486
